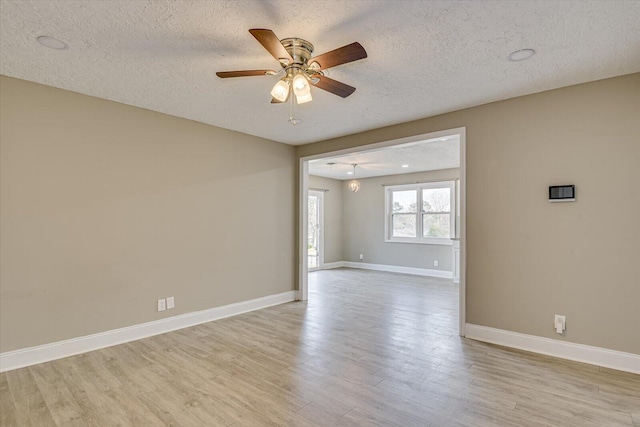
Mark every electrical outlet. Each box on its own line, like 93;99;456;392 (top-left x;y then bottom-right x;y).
157;298;166;312
434;260;439;267
554;314;566;334
359;254;364;261
167;296;175;309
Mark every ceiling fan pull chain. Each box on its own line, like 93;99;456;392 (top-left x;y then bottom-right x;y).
290;91;293;118
288;87;301;125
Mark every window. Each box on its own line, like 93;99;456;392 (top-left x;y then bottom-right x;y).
385;181;455;245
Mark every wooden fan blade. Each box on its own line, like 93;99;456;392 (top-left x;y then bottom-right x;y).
312;75;356;98
216;70;275;78
309;42;367;70
249;29;293;63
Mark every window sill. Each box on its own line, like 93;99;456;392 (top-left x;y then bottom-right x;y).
385;238;453;246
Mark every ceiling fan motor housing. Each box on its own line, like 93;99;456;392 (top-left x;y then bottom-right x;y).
280;38;314;67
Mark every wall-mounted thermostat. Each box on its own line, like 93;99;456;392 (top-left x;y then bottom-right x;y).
549;185;575;202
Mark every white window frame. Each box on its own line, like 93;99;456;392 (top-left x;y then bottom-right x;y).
384;180;455;245
308;190;324;271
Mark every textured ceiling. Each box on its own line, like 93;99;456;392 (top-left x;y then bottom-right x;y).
309;135;459;180
1;1;639;145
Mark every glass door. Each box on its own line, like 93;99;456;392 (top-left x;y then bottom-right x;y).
308;190;323;271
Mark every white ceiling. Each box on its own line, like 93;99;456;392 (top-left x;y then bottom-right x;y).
309;135;459;180
1;1;639;146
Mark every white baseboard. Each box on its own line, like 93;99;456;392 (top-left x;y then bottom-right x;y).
321;261;346;270
465;323;640;375
0;291;296;373
343;261;453;279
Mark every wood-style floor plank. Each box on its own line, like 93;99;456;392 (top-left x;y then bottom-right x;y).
4;368;57;426
28;364;85;426
1;268;638;426
0;373;19;426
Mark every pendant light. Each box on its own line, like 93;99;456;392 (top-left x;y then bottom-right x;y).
348;164;360;192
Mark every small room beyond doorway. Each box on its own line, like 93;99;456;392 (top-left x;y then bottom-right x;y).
300;128;466;334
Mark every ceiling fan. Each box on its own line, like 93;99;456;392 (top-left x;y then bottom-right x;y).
216;29;367;104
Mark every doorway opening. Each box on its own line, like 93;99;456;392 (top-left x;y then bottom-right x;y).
298;128;466;336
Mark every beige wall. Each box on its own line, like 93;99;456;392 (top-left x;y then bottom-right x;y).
298;73;640;355
0;76;296;352
342;169;459;270
308;175;343;264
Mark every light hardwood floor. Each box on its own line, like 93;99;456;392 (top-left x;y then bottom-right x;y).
1;268;639;426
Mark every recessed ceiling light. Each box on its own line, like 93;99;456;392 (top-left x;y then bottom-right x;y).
37;35;68;50
401;164;409;168
508;49;535;62
347;171;353;175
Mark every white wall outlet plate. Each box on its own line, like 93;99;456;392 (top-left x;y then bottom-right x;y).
554;314;566;334
434;260;439;267
157;298;166;312
359;254;364;260
167;296;175;309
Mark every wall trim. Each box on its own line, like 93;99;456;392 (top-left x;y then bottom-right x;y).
322;261;346;269
0;291;296;373
465;323;640;375
343;261;453;279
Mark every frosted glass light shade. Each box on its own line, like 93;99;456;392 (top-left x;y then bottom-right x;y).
271;79;290;102
348;179;360;192
292;74;311;97
296;92;312;104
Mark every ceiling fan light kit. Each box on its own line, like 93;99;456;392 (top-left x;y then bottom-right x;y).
217;29;367;123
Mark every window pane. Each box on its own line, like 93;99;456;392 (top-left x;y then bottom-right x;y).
423;213;450;238
392;190;417;213
392;214;416;237
308;254;318;268
422;188;450;212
